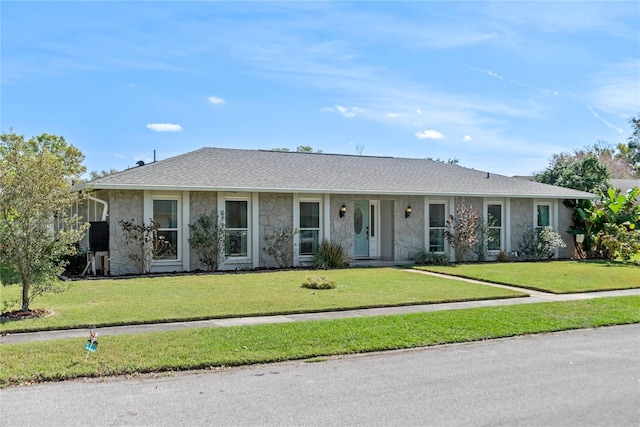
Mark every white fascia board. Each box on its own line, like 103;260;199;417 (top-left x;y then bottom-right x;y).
89;184;595;200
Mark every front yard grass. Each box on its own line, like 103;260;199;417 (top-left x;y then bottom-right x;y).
1;296;637;388
0;268;526;333
416;260;640;293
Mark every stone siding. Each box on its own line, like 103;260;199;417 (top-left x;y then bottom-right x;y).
107;190;144;275
188;191;218;271
330;195;356;260
394;197;424;261
259;193;294;268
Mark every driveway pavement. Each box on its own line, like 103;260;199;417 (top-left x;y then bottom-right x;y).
2;270;639;345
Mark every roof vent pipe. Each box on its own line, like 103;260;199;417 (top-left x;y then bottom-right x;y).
486;172;490;178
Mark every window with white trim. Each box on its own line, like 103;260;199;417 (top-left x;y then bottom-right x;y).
225;200;248;257
428;203;446;252
487;203;503;251
299;201;320;255
536;204;551;228
153;199;179;260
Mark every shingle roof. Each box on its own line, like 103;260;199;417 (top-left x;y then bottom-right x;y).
610;179;640;194
88;147;595;199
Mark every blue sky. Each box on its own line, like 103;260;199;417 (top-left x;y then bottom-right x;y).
2;1;639;177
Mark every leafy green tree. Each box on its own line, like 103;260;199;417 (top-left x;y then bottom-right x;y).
271;146;323;153
296;145;313;153
89;169;119;180
0;132;88;312
536;154;610;193
617;114;640;177
568;187;640;259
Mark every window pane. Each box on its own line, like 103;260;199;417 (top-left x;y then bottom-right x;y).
429;204;445;227
429;229;444;252
300;202;319;228
227;230;248;257
537;205;550;227
488;205;502;226
488;228;501;251
153;200;178;228
370;205;375;237
354;206;363;234
299;230;319;255
225;201;247;228
155;230;177;259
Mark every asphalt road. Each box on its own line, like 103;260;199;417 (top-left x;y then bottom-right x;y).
1;324;639;426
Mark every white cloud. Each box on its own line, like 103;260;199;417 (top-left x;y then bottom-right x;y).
208;96;226;105
415;130;445;140
321;105;358;118
146;123;183;132
386;112;407;118
472;67;504;80
586;106;624;133
463;135;473;142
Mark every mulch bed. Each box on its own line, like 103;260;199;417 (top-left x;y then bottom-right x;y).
0;308;54;321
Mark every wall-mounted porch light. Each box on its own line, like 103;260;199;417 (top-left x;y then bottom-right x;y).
405;205;412;218
339;203;347;218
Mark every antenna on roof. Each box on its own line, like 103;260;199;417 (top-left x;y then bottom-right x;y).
154;149;156;162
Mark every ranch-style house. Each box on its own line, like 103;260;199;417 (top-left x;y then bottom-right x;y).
78;147;594;275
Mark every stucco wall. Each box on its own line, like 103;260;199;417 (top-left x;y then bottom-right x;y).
107;190;144;275
558;203;575;259
259;193;294;268
510;198;533;254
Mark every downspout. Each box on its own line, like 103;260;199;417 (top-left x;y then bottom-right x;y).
87;195;108;221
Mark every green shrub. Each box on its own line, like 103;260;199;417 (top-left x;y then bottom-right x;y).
314;240;346;269
495;250;510;262
188;211;228;272
301;275;336;290
413;248;450;265
262;227;298;268
516;226;566;260
61;248;88;275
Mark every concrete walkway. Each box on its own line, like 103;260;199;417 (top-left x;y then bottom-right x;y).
2;270;639;345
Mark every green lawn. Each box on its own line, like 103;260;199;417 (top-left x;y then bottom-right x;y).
416;260;640;293
1;296;637;388
0;268;526;333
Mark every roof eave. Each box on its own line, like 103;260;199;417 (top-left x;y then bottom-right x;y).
89;183;596;199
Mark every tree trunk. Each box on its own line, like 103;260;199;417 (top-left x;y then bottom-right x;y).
21;278;30;312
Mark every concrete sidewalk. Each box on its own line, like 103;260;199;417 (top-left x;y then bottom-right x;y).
2;271;639;345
